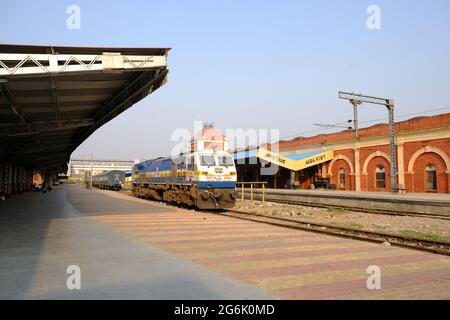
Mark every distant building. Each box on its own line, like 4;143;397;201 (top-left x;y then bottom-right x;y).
68;159;138;182
233;113;450;194
190;123;229;152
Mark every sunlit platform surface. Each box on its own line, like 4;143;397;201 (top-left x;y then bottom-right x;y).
0;184;274;299
1;184;450;299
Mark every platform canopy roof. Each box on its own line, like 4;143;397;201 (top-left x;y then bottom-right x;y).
0;44;169;173
256;148;334;171
233;147;334;171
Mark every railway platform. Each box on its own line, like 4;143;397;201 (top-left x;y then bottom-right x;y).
1;184;450;299
0;184;274;299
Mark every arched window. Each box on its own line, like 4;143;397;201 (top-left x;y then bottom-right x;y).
375;166;386;189
426;165;437;191
338;168;345;189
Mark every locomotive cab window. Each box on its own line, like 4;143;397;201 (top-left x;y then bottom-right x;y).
199;155;216;167
217;155;234;167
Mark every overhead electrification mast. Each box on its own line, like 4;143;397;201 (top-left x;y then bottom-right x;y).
338;91;397;193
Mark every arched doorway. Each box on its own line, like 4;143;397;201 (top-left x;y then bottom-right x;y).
364;156;391;192
412;152;448;193
330;159;352;190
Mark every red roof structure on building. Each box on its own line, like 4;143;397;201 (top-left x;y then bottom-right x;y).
276;113;450;150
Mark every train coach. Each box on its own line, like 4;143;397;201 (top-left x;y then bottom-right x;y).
92;170;125;190
132;150;237;209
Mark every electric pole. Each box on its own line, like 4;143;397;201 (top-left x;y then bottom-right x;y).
351;99;360;138
338;91;397;193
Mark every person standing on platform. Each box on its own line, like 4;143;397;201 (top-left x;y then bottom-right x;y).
42;180;48;194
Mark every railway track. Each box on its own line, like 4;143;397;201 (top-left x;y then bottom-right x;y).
241;196;450;221
217;209;450;257
118;189;450;256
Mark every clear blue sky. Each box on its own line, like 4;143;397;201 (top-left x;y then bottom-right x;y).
2;1;450;160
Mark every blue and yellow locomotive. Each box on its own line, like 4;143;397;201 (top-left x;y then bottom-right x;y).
132;149;237;209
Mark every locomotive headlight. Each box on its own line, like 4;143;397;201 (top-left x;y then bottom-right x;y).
201;190;210;200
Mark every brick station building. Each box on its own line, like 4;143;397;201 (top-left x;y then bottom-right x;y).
234;113;450;194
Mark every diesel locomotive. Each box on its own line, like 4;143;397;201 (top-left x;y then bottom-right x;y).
132;149;237;209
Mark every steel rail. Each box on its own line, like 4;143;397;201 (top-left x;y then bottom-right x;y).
217;209;450;256
117;189;450;256
240;194;450;221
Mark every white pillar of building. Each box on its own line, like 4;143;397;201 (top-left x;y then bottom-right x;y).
354;148;361;192
397;143;405;188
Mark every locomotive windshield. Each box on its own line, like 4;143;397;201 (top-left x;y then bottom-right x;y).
217;155;234;167
199;154;216;166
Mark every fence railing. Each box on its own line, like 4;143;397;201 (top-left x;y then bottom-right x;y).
235;181;267;202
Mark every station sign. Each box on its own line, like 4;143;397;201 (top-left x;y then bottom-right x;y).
256;148;334;171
